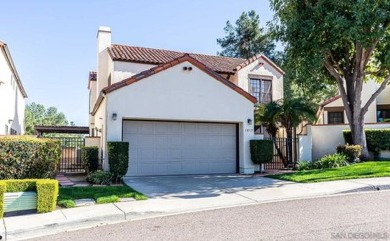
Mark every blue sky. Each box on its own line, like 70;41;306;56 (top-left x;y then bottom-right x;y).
0;0;275;126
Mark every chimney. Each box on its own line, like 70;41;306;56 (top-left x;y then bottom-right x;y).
97;26;111;53
97;26;111;95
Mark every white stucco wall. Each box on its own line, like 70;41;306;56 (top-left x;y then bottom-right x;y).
0;48;25;135
88;80;97;131
104;61;256;174
307;123;390;160
112;61;156;84
234;58;284;101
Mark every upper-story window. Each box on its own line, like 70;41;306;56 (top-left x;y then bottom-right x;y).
249;78;272;104
328;112;344;124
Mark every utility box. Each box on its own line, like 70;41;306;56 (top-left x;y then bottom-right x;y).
4;192;37;214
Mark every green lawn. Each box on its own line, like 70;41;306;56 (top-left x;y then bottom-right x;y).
58;185;147;208
268;161;390;183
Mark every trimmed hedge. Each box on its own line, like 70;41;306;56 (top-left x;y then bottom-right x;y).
0;179;58;218
250;140;274;164
107;142;129;180
0;183;5;219
343;129;390;156
0;136;61;179
82;146;99;173
36;180;59;213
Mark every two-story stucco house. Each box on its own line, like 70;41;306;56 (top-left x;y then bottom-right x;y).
88;26;284;176
0;41;27;135
317;80;390;125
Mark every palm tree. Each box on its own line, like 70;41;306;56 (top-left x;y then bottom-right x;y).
255;97;316;168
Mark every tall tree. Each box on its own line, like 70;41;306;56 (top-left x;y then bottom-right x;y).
271;0;390;158
25;102;70;135
217;10;277;60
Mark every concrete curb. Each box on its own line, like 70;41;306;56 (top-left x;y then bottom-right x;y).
2;179;390;241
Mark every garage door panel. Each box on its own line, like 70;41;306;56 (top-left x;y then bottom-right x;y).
123;121;237;176
154;135;169;148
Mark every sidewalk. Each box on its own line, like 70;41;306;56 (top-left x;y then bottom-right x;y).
2;177;390;241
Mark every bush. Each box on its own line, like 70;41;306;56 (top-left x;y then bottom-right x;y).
107;142;129;180
343;129;390;156
313;153;349;169
36;180;59;213
0;182;5;218
0;136;61;179
297;160;312;171
0;179;58;217
82;146;99;173
96;195;119;204
336;144;362;162
250;140;273;164
87;171;112;185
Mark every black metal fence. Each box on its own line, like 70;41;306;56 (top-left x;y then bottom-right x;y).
264;137;299;170
51;137;86;173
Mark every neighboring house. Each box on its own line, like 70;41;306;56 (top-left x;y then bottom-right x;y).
0;41;27;135
88;26;284;176
317;80;390;125
299;80;390;161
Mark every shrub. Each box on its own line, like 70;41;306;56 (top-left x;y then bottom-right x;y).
96;195;119;204
0;136;61;179
343;129;390;156
36;180;59;213
87;171;112;185
107;142;129;180
297;160;312;171
250;140;273;164
82;146;99;173
313;153;349;169
336;144;362;162
57;199;75;208
0;182;5;218
0;179;59;217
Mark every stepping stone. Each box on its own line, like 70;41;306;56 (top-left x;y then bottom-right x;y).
56;174;75;187
74;199;96;207
119;197;136;202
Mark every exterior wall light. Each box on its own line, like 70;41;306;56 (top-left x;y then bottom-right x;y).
247;119;252;125
112;113;117;121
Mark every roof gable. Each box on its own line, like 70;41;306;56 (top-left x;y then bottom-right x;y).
234;54;285;75
92;54;257;115
0;41;27;98
103;54;256;103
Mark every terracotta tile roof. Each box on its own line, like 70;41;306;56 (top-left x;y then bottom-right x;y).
92;54;257;115
108;44;246;74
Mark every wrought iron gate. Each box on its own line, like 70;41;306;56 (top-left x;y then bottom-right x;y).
264;137;299;170
53;137;85;173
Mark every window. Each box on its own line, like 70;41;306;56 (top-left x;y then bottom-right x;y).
249;78;272;104
10;128;17;135
377;108;390;122
328;112;344;124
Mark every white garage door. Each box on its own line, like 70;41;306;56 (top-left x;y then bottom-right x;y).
123;121;237;176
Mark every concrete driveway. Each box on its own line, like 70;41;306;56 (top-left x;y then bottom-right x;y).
123;174;380;203
123;175;301;202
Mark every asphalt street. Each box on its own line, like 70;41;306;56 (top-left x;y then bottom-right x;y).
28;191;390;241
